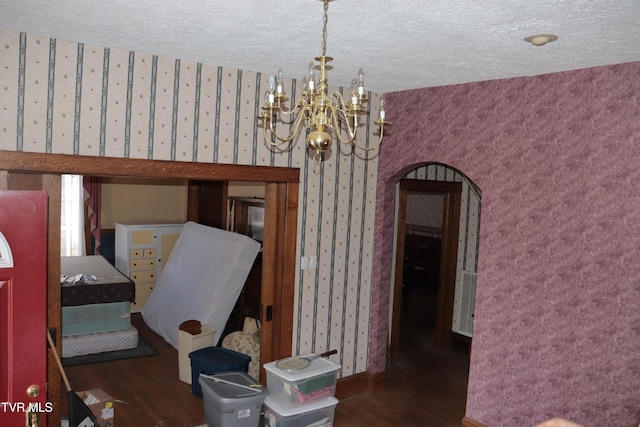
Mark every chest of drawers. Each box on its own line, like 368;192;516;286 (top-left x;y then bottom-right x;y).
115;223;184;312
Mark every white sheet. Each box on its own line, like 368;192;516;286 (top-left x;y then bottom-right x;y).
141;221;261;348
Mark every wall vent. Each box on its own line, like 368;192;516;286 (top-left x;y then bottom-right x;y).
453;271;476;337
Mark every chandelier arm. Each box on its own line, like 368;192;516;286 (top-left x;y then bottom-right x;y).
330;91;350;114
331;107;359;145
262;120;289;146
263;106;308;145
350;124;386;152
277;108;297;116
278;94;307;116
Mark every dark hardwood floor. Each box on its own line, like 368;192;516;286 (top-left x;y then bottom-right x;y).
334;282;470;426
66;314;208;426
65;282;469;426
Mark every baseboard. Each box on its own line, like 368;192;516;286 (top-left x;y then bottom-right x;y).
462;416;489;427
335;370;386;399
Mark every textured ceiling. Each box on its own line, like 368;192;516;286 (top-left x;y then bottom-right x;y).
1;0;640;93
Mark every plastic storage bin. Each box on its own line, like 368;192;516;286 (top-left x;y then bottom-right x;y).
263;395;338;427
190;346;251;397
178;323;216;384
263;355;340;408
198;371;267;427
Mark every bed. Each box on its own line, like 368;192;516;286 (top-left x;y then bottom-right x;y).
61;255;138;358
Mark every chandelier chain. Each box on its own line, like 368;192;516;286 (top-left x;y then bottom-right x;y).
322;0;328;57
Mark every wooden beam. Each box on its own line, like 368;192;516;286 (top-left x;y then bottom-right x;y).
0;150;299;183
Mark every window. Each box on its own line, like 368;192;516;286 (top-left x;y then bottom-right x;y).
60;175;85;256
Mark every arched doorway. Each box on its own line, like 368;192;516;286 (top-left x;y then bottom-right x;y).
390;163;481;360
376;162;481;425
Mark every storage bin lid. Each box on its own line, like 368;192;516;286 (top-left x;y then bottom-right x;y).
198;372;267;405
189;345;250;364
264;395;338;416
264;354;341;381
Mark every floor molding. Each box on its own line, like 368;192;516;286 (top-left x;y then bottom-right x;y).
462;416;489;427
335;370;386;399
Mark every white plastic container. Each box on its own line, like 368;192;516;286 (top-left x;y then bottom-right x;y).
263;396;338;427
263;355;340;408
178;323;216;383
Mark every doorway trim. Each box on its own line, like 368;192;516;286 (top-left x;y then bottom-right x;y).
389;178;461;363
0;149;299;424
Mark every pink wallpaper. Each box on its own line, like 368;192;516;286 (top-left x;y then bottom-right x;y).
372;63;640;426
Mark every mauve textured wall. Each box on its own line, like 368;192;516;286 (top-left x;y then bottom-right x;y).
372;63;640;426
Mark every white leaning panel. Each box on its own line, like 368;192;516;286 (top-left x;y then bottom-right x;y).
141;221;261;348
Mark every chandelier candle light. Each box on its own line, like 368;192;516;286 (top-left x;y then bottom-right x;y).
259;0;390;161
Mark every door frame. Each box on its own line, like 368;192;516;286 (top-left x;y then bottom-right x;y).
389;178;461;363
0;150;299;425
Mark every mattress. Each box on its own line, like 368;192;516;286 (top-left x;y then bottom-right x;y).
62;302;131;336
61;255;135;306
142;221;260;348
62;325;139;358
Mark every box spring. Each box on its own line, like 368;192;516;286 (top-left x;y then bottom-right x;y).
62;325;138;358
62;301;131;336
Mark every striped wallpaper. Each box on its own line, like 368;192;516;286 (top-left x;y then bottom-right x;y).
0;28;383;377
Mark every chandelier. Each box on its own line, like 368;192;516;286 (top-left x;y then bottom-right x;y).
259;0;390;161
